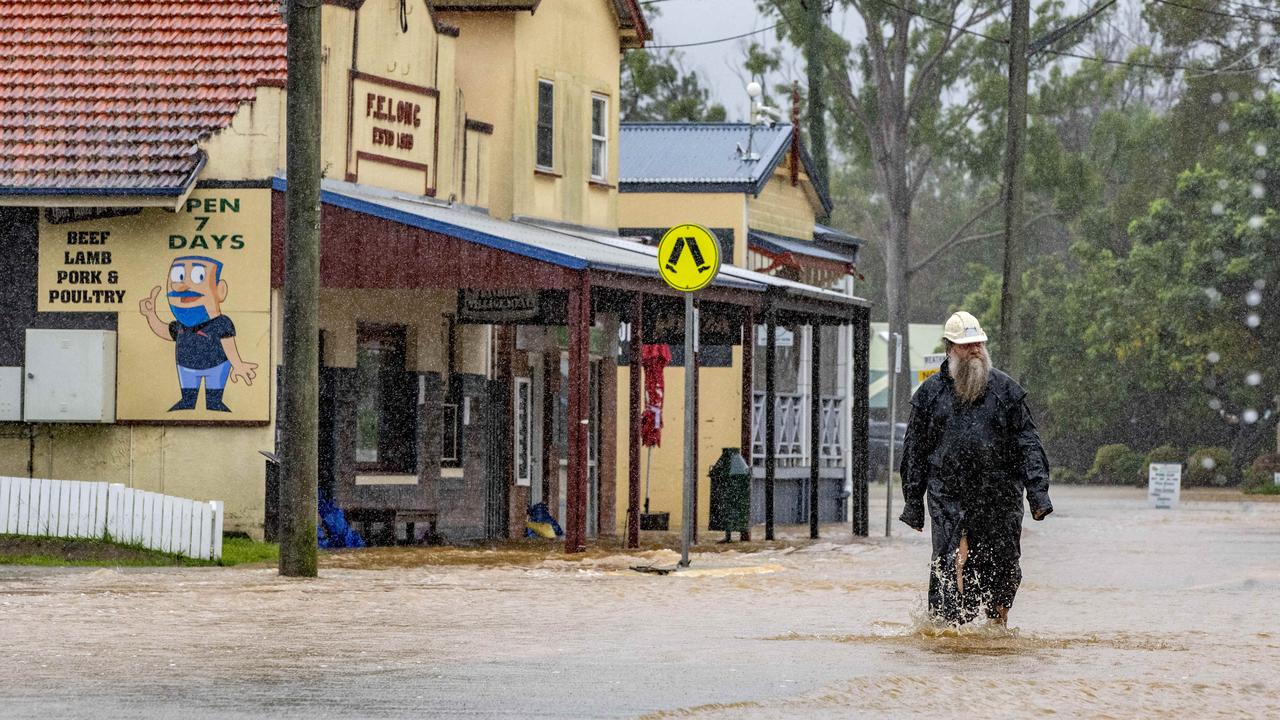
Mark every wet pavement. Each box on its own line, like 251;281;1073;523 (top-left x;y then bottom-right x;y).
2;485;1278;719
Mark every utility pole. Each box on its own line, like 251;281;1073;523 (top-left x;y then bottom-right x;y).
1003;0;1117;378
999;0;1030;379
279;0;321;578
804;0;828;190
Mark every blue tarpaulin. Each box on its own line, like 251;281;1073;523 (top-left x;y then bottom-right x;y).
526;502;564;539
318;499;365;549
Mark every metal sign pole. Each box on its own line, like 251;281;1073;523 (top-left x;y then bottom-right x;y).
656;223;720;570
885;332;901;538
680;291;696;567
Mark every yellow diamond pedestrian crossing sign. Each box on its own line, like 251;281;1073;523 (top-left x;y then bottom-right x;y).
657;224;721;292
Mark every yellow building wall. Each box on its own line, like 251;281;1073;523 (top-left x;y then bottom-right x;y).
201;87;286;181
443;1;622;228
320;4;357;180
618;192;747;265
441;13;517;218
0;423;274;537
312;0;461;200
614;349;744;534
747;169;821;240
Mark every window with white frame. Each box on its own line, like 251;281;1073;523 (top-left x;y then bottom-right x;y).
513;377;532;487
590;94;608;181
536;79;554;170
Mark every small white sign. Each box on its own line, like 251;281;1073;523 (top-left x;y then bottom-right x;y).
922;353;946;369
1148;463;1182;509
1274;471;1280;487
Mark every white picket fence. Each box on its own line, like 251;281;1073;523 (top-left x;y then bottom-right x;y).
0;476;223;561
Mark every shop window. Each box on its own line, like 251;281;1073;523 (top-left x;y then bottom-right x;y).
355;324;416;474
513;377;532;486
590;94;608;181
441;402;461;466
536;79;554;170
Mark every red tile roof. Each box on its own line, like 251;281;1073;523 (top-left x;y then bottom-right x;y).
0;1;287;196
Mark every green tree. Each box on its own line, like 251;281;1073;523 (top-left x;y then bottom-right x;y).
965;94;1280;469
756;0;1071;422
620;48;728;122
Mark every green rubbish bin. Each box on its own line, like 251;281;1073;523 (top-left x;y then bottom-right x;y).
709;447;751;538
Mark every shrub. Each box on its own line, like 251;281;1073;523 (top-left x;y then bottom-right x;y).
1185;447;1240;487
1139;445;1184;487
1050;467;1083;485
1244;453;1280;493
1087;444;1144;485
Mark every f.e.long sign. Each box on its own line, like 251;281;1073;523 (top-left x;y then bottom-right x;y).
347;71;440;196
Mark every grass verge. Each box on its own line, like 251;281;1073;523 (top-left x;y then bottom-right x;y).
0;534;278;568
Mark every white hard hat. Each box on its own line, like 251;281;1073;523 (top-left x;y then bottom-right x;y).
943;311;988;345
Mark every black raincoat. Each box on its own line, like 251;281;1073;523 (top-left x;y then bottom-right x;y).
898;359;1052;624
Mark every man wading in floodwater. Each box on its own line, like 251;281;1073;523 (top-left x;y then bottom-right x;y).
899;311;1053;626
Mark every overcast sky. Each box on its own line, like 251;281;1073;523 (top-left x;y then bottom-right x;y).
646;0;847;121
646;0;1111;120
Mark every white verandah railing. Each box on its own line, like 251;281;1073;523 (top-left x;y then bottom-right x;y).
750;393;845;467
0;476;224;561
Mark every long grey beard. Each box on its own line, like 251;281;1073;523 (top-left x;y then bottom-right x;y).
951;352;991;404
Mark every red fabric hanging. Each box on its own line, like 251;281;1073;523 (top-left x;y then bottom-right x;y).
640;344;671;447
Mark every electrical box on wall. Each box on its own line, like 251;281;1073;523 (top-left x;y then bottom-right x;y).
23;329;117;423
0;367;21;421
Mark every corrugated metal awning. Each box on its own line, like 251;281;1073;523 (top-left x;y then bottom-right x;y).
749;229;854;275
274;176;869;321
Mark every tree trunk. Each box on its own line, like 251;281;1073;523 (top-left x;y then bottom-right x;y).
999;0;1030;381
804;0;828;192
883;161;914;430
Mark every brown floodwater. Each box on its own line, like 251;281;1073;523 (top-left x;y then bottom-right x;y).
1;485;1277;719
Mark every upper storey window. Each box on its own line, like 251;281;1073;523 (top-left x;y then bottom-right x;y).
536;79;555;170
590;94;608;181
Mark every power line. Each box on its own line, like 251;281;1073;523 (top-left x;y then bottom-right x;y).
1042;46;1276;75
646;20;785;49
873;0;1007;43
648;1;1005;52
1151;0;1279;22
1213;0;1280;12
1028;0;1118;56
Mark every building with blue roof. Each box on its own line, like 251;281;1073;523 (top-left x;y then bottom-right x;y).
615;121;871;531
